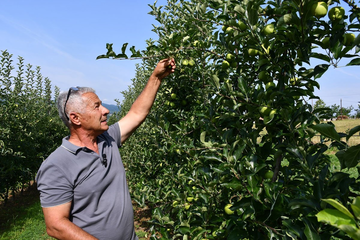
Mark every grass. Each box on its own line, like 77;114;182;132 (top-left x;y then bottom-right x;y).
0;185;151;240
324;118;360;146
0;185;51;240
309;119;360;146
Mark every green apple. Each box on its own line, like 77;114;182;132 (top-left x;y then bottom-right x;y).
182;59;189;66
187;197;194;202
264;170;274;179
171;93;177;99
343;33;355;46
181;100;187;106
258;71;268;81
184;203;191;210
224;203;234;215
226;27;234;34
283;13;293;24
290;77;299;86
269;109;277;119
248;48;259;56
322;37;330;48
263;23;274;35
170;102;176;108
259;106;271;117
226;53;235;61
328;6;345;21
312;2;328;18
222;60;230;69
188;59;195;67
238;20;247;31
265;81;275;90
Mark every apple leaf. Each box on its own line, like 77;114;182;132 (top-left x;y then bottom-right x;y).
347;125;360;141
309;123;340;141
200;131;206;143
221;178;242;189
313;64;330;79
96;54;108;60
247;2;259;26
311;52;331;62
336;145;360;168
130;46;142;58
354;33;360;46
337;225;360;240
321;199;354;219
115;53;128;59
347;58;360;66
288;198;318;210
304;222;321;240
351;197;360;220
211;74;220;89
282;219;302;238
316;209;357;229
121;43;128;54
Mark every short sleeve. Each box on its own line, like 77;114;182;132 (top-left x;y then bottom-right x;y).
106;122;122;148
36;161;73;208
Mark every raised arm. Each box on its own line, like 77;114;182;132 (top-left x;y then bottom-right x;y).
42;202;98;240
119;58;176;144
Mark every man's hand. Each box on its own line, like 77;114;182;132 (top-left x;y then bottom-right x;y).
152;58;176;81
118;58;176;144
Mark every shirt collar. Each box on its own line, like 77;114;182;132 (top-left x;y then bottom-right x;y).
61;136;88;155
60;135;106;155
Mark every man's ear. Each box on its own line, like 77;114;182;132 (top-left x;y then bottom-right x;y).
69;112;81;126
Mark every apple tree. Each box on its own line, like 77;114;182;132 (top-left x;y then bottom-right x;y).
99;0;360;238
0;50;66;203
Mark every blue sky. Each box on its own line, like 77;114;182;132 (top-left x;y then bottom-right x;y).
1;1;359;109
0;0;167;105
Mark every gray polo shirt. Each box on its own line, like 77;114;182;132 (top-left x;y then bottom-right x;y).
36;123;138;240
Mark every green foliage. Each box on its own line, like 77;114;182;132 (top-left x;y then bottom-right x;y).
0;50;67;203
316;197;360;240
102;0;360;239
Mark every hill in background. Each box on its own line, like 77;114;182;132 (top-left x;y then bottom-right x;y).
103;103;120;114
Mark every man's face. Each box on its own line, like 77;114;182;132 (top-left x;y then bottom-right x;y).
79;92;110;135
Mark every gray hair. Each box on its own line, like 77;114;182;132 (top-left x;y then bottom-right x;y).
57;87;96;128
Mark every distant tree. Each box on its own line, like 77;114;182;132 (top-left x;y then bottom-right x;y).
314;99;326;110
329;104;341;117
343;105;354;117
328;103;354;118
355;109;360;118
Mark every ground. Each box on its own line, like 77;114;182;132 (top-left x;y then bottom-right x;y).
0;183;152;239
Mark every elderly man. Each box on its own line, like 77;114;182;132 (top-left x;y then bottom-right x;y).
36;59;176;240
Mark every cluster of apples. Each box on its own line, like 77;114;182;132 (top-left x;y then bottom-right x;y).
182;58;196;67
221;53;237;69
313;2;356;47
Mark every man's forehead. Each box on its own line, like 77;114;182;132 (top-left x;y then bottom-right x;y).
82;92;101;103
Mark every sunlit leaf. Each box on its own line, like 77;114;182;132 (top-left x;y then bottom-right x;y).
321;199;354;219
316;209;357;229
